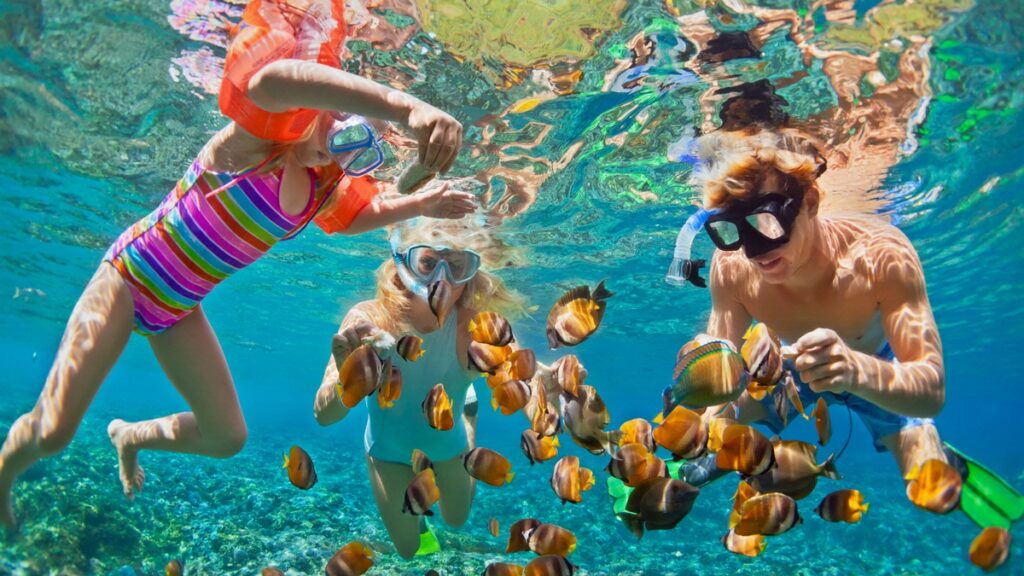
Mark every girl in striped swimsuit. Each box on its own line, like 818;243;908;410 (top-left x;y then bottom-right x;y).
0;0;478;531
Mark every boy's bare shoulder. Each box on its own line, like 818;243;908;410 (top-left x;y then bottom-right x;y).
827;215;922;286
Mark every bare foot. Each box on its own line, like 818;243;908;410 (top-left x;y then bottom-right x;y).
107;420;145;499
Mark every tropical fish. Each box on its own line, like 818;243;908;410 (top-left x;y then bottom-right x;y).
905;458;962;514
748;439;838;500
551;456;595;505
524;555;576;576
783;373;808;420
525;523;577;557
396;334;425;362
554;354;585;397
652;405;708;459
734;493;802;536
740;323;784;393
729;480;759;528
562;385;614;455
260;568;284;576
376;361;402;409
618;418;656;453
617;477;700;539
485;563;525;576
427;279;454;326
716;425;775;477
422;383;455;431
508;348;537;380
489;517;501;537
521;430;560;464
469;311;514;346
403;468;441;516
282;445;317;490
492;379;531;415
721;529;766;557
469;341;512;374
506;518;541;552
338;344;386;408
813;397;831;445
526;382;560;437
706;416;737;453
666;336;747;410
324;541;375;576
816;489;869;523
546;281;614;348
487;362;514;390
464;447;515;486
606;443;666;487
969;526;1011;572
165;559;183;576
411;448;433;474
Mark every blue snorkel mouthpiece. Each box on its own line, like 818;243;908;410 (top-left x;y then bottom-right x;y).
666;207;717;288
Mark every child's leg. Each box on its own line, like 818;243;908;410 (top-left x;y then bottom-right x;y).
106;304;247;498
881;422;946;477
434;455;475;528
0;264;135;530
366;455;420;559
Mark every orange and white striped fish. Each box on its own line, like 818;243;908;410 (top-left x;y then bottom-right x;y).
422;383;454;431
469;311;514;346
815;489;869;523
546;281;613;349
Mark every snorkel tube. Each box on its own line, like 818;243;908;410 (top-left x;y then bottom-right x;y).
665;208;717;288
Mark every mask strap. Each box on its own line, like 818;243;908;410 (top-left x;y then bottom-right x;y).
666;207;718;288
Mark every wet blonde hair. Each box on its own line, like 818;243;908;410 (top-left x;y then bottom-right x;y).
364;216;527;334
691;128;828;209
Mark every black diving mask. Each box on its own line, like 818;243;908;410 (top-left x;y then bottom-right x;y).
704;191;803;259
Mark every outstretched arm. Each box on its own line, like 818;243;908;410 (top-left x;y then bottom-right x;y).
339;181;478;235
248;61;462;173
313;302;388;426
792;235;945;417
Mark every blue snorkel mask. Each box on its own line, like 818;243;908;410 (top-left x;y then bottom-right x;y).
389;223;482;299
326;113;386;177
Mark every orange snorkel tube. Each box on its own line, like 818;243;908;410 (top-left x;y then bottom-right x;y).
219;0;346;142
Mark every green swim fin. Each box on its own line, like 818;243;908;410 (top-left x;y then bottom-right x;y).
415;517;441;556
945;442;1024;529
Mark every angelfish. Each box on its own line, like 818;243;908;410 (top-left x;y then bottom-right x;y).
546;281;613;348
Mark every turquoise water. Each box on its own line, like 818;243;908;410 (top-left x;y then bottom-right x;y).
1;0;1023;574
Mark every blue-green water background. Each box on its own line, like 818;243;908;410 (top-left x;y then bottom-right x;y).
1;0;1022;574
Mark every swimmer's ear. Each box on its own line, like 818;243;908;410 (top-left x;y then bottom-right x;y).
803;185;821;217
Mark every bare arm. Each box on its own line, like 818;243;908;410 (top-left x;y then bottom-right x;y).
339;181;478;235
793;235;945;417
313;302;385;426
248;60;462;172
703;252;754;421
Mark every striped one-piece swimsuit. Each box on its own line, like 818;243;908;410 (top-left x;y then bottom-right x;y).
104;158;326;335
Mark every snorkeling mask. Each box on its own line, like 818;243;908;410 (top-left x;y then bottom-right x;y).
390;226;482;298
666;191;803;287
326;113;386;177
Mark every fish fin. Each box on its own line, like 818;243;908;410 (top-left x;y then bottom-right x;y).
468;319;477;333
862;502;870;513
506;472;515;484
653;412;664;424
742;324;755;341
747;387;768;401
618;512;645;539
905;464;922;482
282;454;289;468
592;279;614;301
555;286;592;308
820;453;841;480
491;397;499;411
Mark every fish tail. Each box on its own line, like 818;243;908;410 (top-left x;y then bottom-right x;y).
282;454;289;468
820;453;841;480
491;397;499;411
592;279;614;301
506;472;515;484
653;411;664;424
861;502;870;513
552;437;561;448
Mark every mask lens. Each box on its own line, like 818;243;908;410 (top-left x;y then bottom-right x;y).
707;220;741;248
406;246;481;283
746;212;786;240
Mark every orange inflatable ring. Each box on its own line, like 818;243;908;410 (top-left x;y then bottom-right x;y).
219;0;346;142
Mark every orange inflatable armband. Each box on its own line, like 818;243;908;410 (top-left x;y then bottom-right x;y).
219;0;346;142
314;175;381;234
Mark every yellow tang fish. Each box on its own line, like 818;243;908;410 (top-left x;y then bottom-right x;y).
721;529;766;558
469;311;515;346
282;445;317;490
463;447;515;486
815;489;869;523
546;281;613;349
325;541;374;576
969;527;1010;572
422;383;455;431
905;458;962;514
734;493;802;536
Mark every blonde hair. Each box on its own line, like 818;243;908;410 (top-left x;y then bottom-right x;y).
691;128;827;209
364;216;527;334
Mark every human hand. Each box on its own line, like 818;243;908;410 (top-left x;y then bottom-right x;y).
332;320;388;370
791;328;862;394
415;181;478;219
405;101;463;173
